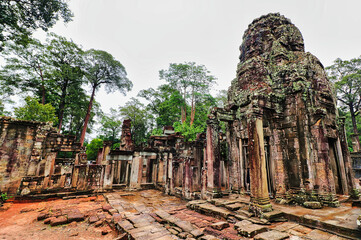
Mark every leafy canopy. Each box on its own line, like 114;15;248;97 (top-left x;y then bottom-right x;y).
0;0;73;51
14;96;57;123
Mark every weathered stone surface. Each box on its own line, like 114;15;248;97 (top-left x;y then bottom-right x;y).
50;216;68;226
197;203;233;218
234;220;267;238
37;212;50;221
303;201;322;209
67;211;85;222
254;230;289;240
210;221;230;230
117;219;134;231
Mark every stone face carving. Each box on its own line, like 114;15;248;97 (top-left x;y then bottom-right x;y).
225;13;356;211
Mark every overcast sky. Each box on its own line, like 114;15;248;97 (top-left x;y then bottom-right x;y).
29;0;361;116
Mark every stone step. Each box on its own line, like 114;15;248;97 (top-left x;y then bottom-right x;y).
234;220;268;238
196;203;233;219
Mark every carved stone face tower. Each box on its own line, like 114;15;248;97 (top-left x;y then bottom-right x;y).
213;13;356;213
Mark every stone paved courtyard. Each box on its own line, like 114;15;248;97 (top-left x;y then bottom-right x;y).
0;189;359;239
104;189;356;240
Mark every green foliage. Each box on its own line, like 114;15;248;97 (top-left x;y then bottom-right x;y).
99;108;122;142
0;0;73;51
86;138;103;160
151;128;163;136
14;96;57;123
173;122;204;141
83;49;132;94
119;98;151;146
326;57;361;150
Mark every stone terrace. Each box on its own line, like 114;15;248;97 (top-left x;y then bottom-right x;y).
103;189;358;240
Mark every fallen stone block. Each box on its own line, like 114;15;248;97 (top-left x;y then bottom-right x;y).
44;217;56;224
303;201;322;209
254;230;289;240
225;202;244;211
88;215;99;223
190;229;204;238
50;216;68;226
67;211;85;222
109;208;118;215
236;222;268;238
234;220;252;229
94;220;104;227
210;221;229;230
37;212;50;221
102;204;113;212
200;235;221;240
117;219;134;231
197;203;233;219
174;220;195;232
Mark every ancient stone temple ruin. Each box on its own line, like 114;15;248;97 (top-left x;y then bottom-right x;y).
0;14;358;217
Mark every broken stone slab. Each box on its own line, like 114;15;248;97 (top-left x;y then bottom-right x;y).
37;212;50;221
210;221;230;230
235;220;268;238
174;220;196;232
303;201;322;209
117;219;134;232
186;200;207;210
237;209;254;218
262;210;284;221
254;230;289;240
197;203;233;219
88;215;99;223
225;202;244;211
67;211;85;222
177;232;191;239
190;229;204;238
50;216;68;226
199;235;221;240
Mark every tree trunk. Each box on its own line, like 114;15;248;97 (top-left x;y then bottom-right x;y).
181;88;187;123
350;104;361;151
190;91;195;126
37;63;45;105
57;78;69;131
79;85;97;146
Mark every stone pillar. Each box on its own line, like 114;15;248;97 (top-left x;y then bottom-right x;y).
227;121;241;193
102;141;112;165
248;117;272;215
129;152;143;190
183;158;192;199
206;114;221;199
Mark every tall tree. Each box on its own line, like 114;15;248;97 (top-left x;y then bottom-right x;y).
0;0;72;51
159;62;216;125
46;33;85;131
326;57;361;151
79;49;132;146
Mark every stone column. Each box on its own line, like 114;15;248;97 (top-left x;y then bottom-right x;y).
248;117;272;214
206;114;221;199
128;152;143;190
183;158;192;199
102;141;112;165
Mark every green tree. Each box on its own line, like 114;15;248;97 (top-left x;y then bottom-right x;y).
45;33;85;131
138;84;183;128
326;57;361;151
159;62;216;125
86;138;103;161
99;108;122;142
0;0;72;51
79;49;132;146
0;39;51;104
14;96;57;123
119;98;150;146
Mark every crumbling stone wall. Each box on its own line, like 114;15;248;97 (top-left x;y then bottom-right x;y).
0;117;105;196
